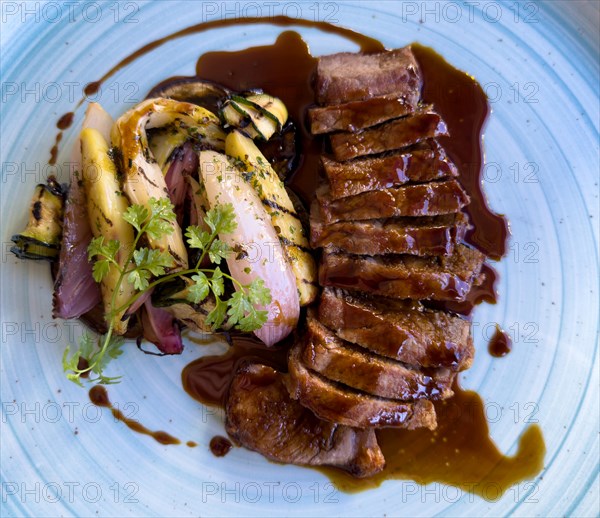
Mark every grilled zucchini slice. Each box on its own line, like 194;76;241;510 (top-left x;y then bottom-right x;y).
220;93;288;141
11;178;65;261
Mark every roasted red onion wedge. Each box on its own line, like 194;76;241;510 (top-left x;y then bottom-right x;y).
140;299;183;355
198;150;300;346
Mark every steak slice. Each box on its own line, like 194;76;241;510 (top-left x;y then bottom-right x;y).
225;363;385;478
310;213;469;256
319;244;485;301
314;179;470;224
316;47;421;106
330;109;448;161
286;344;437;429
321;141;458;199
303;317;455;400
309;96;415;134
318;288;474;369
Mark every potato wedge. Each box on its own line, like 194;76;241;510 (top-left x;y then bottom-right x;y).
80;127;136;335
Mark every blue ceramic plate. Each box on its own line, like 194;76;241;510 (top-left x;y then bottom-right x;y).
1;1;598;516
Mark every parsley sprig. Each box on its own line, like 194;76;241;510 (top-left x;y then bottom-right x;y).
63;198;271;386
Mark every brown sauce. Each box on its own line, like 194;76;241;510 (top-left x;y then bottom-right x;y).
48;132;62;165
89;385;181;446
319;382;545;497
182;334;289;407
413;44;508;260
56;112;74;130
488;326;513;357
84;81;101;97
210;436;233;457
428;263;498;317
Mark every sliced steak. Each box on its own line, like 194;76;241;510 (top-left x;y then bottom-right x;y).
330;109;448;161
316;47;421;106
322;141;458;199
319;244;485;301
309;96;414;134
310;213;469;256
314;179;469;224
287;344;437;429
226;363;385;477
303;317;455;400
318;288;474;369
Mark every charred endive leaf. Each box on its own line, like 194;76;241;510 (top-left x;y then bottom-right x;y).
80;127;136;335
225;131;318;306
152;276;219;333
147;127;188;173
11;177;65;261
111;97;226;269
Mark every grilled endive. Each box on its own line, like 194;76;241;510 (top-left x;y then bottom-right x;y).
225;130;317;306
152;276;217;333
111;98;226;269
80;127;136;335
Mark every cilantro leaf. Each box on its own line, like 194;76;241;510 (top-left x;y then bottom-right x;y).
210;267;224;297
205;203;237;235
92;259;111;283
187;272;210;303
205;298;228;330
87;236;106;260
238;307;269;332
208;239;230;265
123;204;149;232
246;278;272;306
133;248;174;276
185;226;211;251
145;198;176;240
88;237;119;262
227;290;253;324
88;238;121;282
127;269;152;291
62;332;124;387
91;335;124;375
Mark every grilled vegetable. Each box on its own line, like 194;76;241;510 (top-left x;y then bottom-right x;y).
220;93;288;141
198;150;300;346
225;131;318;306
245;93;288;128
147;128;188;172
146;79;231;114
53;102;111;319
80;127;136;335
152;276;217;333
11;178;65;261
111;97;226;269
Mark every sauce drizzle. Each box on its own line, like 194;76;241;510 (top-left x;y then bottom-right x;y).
488;326;513;357
89;386;181;446
210;436;233;457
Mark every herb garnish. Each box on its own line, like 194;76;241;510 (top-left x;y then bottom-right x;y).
63;198;271;386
